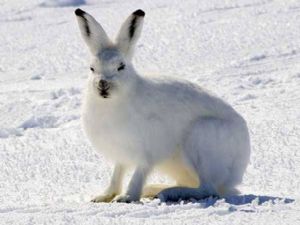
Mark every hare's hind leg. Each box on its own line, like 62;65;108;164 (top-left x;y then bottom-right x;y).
157;117;250;202
183;117;250;197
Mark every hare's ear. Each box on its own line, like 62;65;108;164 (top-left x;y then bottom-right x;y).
75;9;110;55
116;9;145;60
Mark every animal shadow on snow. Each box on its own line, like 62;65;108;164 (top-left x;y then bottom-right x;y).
161;194;294;211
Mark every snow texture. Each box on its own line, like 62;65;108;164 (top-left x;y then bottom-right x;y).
41;0;86;7
0;0;299;224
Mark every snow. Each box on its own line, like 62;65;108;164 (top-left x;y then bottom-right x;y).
0;0;300;224
40;0;86;7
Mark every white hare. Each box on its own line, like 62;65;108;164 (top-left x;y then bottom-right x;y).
75;8;250;203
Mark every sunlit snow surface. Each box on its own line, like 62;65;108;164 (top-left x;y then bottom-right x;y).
0;0;300;224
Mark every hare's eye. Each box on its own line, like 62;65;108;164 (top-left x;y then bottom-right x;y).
90;67;95;72
117;63;125;71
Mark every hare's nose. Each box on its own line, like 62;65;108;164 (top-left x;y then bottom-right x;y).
99;79;108;87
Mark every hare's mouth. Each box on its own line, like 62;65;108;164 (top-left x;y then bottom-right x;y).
97;80;111;98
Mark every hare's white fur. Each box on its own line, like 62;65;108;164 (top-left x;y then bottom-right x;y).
75;9;250;202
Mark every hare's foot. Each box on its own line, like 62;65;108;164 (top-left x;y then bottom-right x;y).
91;164;126;203
113;194;140;203
113;166;151;203
142;184;174;199
91;193;116;203
112;183;172;202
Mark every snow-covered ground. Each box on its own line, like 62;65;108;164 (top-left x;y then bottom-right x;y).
1;0;300;224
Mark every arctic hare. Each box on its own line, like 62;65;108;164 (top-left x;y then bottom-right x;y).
75;8;250;203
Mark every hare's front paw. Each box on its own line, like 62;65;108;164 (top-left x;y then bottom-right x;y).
91;193;116;203
113;194;139;203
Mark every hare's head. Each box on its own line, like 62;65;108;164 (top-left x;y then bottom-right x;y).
75;9;145;98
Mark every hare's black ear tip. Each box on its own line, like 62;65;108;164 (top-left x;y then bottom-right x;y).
133;9;145;17
75;8;86;17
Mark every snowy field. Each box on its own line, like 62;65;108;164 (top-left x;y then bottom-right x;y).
1;0;300;224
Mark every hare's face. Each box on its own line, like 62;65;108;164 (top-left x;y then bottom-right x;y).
90;48;129;98
75;9;145;98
